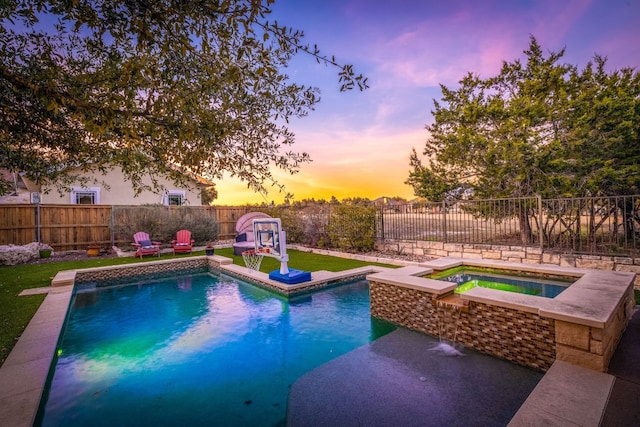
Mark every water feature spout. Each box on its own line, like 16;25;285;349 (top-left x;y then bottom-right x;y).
432;297;465;356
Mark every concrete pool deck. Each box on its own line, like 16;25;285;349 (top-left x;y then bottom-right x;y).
0;254;638;426
287;311;640;426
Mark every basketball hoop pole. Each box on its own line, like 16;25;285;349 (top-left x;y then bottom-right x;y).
279;229;289;275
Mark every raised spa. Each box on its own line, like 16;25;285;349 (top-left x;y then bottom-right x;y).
429;266;573;298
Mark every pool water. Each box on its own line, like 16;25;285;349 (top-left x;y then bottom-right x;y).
430;267;571;298
36;273;395;426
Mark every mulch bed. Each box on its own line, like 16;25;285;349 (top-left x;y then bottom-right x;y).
25;250;120;265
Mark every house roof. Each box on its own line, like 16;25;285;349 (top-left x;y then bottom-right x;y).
0;169;35;191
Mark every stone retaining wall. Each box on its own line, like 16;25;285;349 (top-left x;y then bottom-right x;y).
376;239;640;289
370;282;556;371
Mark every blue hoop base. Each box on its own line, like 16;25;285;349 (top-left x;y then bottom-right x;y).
269;269;312;284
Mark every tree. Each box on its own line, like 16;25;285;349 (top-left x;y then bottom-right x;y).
407;36;640;243
562;57;640;197
0;0;368;196
200;186;218;205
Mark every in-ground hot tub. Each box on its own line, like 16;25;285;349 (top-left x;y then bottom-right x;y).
428;265;574;298
367;257;636;372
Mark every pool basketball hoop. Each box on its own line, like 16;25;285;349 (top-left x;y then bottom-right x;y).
241;248;268;273
248;218;311;284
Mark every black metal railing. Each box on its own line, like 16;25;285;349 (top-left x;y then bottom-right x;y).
375;195;640;256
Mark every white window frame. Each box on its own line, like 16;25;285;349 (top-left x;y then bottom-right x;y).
163;190;186;206
70;187;101;205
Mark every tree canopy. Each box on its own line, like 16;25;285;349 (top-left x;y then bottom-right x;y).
406;36;640;202
0;0;368;197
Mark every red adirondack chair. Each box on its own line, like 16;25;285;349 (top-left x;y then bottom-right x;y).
132;232;161;259
171;229;194;255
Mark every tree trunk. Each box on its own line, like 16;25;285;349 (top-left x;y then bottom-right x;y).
519;205;534;245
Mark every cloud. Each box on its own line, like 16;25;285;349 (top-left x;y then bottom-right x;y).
357;0;596;88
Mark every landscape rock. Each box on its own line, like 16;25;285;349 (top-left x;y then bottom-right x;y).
0;242;53;266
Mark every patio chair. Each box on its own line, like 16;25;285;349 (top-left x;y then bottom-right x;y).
132;231;161;259
232;212;271;256
171;229;194;255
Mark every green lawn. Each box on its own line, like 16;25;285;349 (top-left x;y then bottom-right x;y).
0;248;396;366
213;247;395;273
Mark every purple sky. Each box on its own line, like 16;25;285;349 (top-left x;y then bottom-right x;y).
213;0;640;205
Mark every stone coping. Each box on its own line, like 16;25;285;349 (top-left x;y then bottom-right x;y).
0;285;74;427
508;360;614;426
367;257;636;328
218;263;391;295
424;256;590;277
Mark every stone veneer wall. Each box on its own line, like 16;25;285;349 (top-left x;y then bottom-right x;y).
555;286;635;371
370;282;556;371
75;258;209;282
376;239;640;289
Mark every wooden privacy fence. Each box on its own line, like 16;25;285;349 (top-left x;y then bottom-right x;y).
0;204;251;251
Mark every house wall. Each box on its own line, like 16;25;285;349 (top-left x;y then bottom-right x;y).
39;167;204;206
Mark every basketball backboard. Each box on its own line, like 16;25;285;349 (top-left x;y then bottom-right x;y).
252;218;282;258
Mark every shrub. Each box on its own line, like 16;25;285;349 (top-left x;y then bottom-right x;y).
325;205;376;251
112;205;218;247
299;205;331;247
112;205;170;243
260;205;332;247
260;207;305;244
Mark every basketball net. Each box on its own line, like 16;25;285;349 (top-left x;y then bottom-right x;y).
242;249;267;273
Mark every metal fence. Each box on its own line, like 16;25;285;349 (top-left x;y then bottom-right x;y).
375;195;640;256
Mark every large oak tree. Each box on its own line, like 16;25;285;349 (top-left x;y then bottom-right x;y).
0;0;367;197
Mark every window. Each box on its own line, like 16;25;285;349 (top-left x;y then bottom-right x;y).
164;190;186;206
70;187;100;205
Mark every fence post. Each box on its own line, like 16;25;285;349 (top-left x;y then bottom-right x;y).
36;202;41;243
537;195;543;251
441;200;447;243
378;206;384;241
110;205;115;248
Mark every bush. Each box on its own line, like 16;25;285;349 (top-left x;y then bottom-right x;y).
260;205;332;247
260;207;306;244
299;205;331;247
112;205;218;247
325;205;376;251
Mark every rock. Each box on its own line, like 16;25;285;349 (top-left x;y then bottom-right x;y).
0;242;53;266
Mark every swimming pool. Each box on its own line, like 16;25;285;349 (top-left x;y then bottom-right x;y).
36;272;395;426
429;267;572;298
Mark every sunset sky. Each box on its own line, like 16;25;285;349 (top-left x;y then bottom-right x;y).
213;0;640;205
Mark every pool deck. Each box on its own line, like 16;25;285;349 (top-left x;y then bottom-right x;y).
287;311;640;426
1;254;638;426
